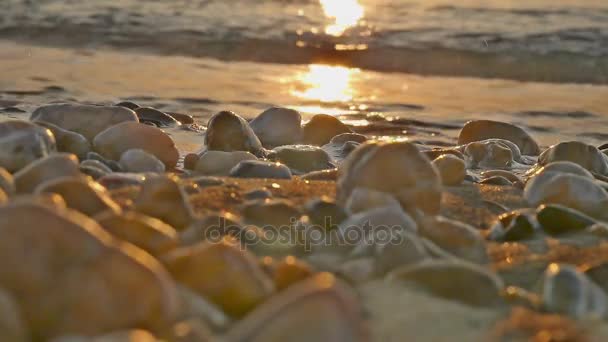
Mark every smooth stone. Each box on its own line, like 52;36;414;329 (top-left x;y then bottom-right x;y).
432;154;466;186
479;176;513;186
243;189;273;201
249;107;302;148
0;203;179;338
119;149;166;173
183;153;199;170
31;103;138;141
487;209;538;241
337;141;442;215
135;175;195;230
524;172;608;218
14;153;81;194
525;161;594;184
538;141;608;175
269;145;334;174
93;121;179;169
338;206;418;246
386;260;504;307
458;120;540;155
180;213;253;247
35;177;120;216
166;112;194;125
115;101;140;110
229;160;292;179
0;167;15;196
463;139;520;169
0;287;28;342
536;204;596;235
0;120;56;172
194;151;257;176
86;151;123;172
223;273;367;342
542;263;607;319
344;187;402;214
163;239;274;318
302;114;353;146
134;107;180;127
95;211;179;256
35;121;91;159
81;159;113;174
204;111;264;156
272;256;314;291
241;199;302;228
418;216;487;263
303;197;347;231
300;168;338;181
322;133;367;162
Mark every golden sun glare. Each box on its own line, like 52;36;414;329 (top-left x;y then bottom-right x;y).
291;64;360;103
320;0;364;36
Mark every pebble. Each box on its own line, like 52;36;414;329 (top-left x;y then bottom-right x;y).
524;171;608;218
303;197;347;231
527;160;594;180
344;187;402;214
458;119;540;155
541;263;607;319
162;239;274;318
14;153;81;194
272;256;314;291
95;211;179;256
300;168;338;181
194;150;257;176
0;120;56;172
0;202;179;338
31;103;138;141
119;149;166;173
93;121;179;169
204;111;264;156
134;107;180;127
135;175;195;230
223;273;367;342
432;154;466;186
166;111;194;125
249;107;302;148
302;114;353;146
86;152;123;172
419;216;487;263
241;199;302;228
80;159;113;174
337;141;442;215
35;177;121;216
487;209;538;241
229;160;292;179
338;206;418;246
0;167;15;196
386;259;505;307
463;139;520;169
0;288;28;342
269;144;334;174
536;204;596;235
183;153;199;170
35;121;91;159
322;133;367;162
538;141;608;175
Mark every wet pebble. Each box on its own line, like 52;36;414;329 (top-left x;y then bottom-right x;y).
119;149;166;173
386;259;505;307
35;176;120;216
487;209;538;241
249;107;302;148
31;103;138;140
418;216;487;263
538;141;608;175
134;107;180;127
536;204;596;235
432;154;466;186
302;114;352;146
183;153;199;170
269;144;334;174
194;150;257;176
0;120;56;172
321;133;367;162
337;141;442;215
135;175;195;230
35;121;90;159
93;121;179;169
458;119;540;155
14;153;81;194
463;139;520;169
229;160;292;179
204;111;264;157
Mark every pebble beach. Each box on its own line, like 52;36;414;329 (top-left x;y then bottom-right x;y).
3;0;608;341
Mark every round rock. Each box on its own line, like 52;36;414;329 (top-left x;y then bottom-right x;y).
93;121;179;169
14;153;81;194
119;149;166;173
204;111;264;156
249;107;302;148
432;154;466;186
538;141;608;175
269;145;334;174
229;160;292;179
0;120;56;173
35;121;90;159
458;120;540;155
194;150;257;176
302;114;352;146
134;107;180;127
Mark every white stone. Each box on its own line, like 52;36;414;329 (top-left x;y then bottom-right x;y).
432;154;466;186
194;150;257;176
249;107;302;148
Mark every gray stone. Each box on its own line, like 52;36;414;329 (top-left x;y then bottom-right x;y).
249;107;302;148
229;160;292;179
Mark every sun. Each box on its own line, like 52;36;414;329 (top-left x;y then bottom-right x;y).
291;64;360;103
319;0;364;36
